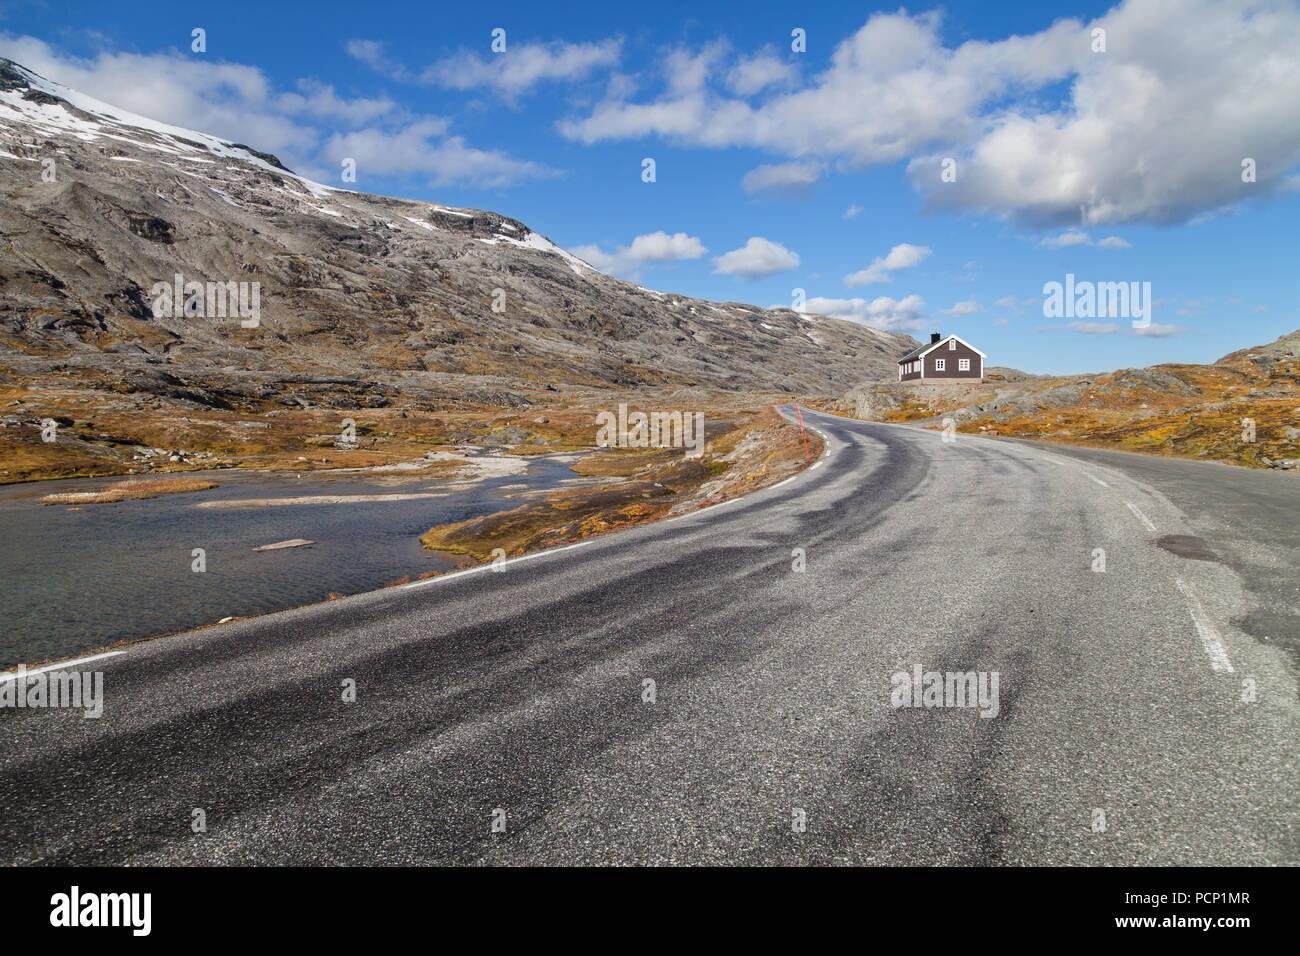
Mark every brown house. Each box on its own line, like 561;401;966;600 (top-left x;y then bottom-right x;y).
897;332;986;382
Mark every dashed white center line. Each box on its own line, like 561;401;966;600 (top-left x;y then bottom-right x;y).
1125;501;1158;533
1174;577;1235;673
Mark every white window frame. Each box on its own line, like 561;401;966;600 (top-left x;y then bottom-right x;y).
958;358;970;371
948;339;957;350
935;358;946;372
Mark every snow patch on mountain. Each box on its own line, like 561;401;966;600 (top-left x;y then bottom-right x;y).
0;58;338;201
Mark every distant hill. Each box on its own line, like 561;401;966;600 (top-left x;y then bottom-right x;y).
833;329;1300;469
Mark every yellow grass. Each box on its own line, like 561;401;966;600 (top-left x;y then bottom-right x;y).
41;478;218;505
421;407;819;561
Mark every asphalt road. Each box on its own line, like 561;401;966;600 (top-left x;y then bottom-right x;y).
3;408;1297;865
1000;436;1300;672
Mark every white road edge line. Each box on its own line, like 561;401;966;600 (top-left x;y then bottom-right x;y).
403;536;598;590
1;650;125;681
1174;577;1235;673
1125;501;1158;533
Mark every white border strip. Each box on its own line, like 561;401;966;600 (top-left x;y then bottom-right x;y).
403;536;599;590
1;650;125;682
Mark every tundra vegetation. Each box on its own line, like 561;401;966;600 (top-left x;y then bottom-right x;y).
834;329;1300;469
420;407;819;562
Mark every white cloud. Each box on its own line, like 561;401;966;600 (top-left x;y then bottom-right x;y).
1129;322;1188;336
1038;230;1132;250
942;297;984;317
417;40;622;100
804;294;927;331
911;1;1300;226
993;318;1011;326
741;159;822;196
1251;305;1268;314
560;1;1300;227
726;48;797;96
323;123;549;188
1067;321;1123;334
344;39;410;81
843;203;862;219
569;231;706;277
993;295;1028;318
0;33;550;188
845;242;931;287
712;237;800;278
275;79;397;125
1039;230;1092;248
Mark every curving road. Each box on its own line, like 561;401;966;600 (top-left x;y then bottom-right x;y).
3;407;1297;865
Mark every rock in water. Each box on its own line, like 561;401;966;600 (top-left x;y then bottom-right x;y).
253;538;315;551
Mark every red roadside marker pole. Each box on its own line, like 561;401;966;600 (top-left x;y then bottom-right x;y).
794;403;812;462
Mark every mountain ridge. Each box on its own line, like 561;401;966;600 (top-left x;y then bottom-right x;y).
0;56;917;413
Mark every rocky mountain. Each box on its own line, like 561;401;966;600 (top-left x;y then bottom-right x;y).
0;58;915;413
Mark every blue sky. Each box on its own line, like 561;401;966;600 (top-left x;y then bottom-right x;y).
2;0;1298;375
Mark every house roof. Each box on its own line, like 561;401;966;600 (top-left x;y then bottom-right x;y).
897;334;987;363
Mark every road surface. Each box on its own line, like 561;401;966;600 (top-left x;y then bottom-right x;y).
3;408;1297;865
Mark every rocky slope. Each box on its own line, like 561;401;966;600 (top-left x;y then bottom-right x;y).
833;330;1300;468
0;57;914;415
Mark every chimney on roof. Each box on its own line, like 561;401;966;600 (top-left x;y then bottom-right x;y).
930;332;941;344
